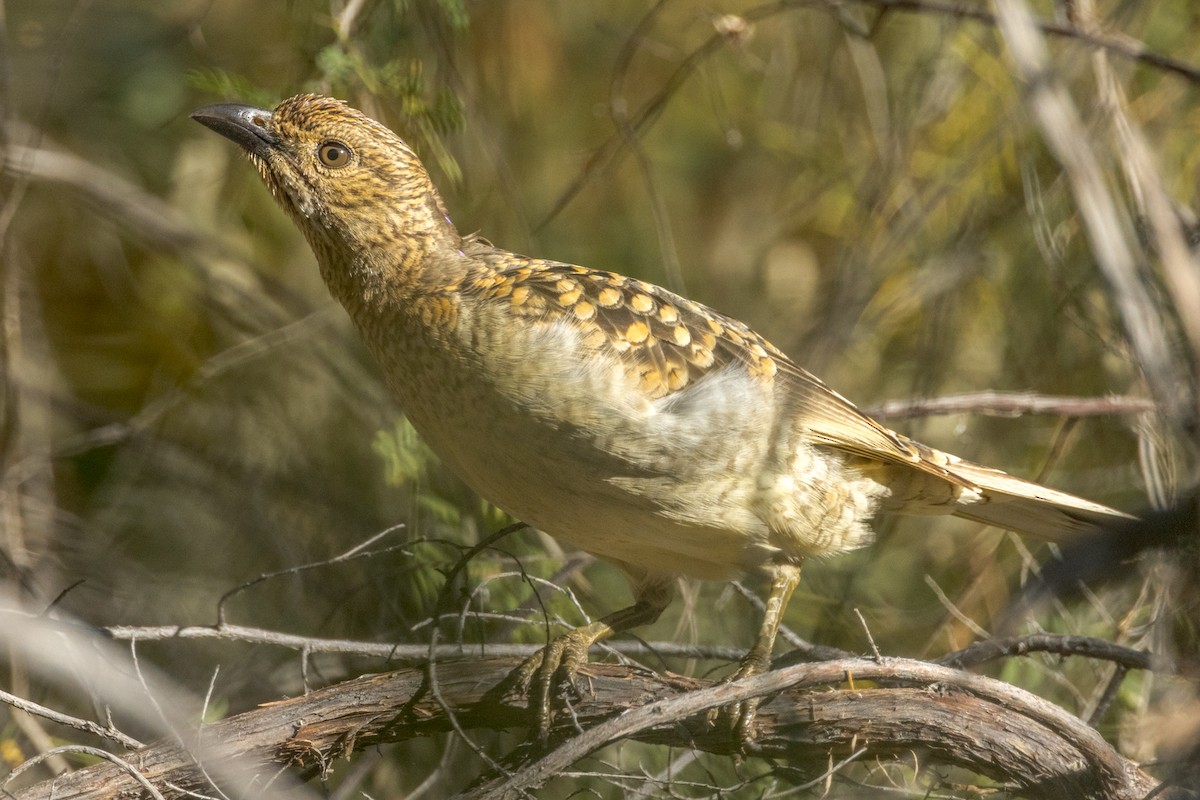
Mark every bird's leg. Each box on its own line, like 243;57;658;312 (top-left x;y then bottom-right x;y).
714;560;803;744
514;577;674;742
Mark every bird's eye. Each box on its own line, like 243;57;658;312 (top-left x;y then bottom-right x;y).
318;141;352;168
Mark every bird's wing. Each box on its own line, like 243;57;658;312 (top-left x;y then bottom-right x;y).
465;257;747;397
462;257;967;478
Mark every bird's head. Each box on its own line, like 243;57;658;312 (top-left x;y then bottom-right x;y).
192;94;461;303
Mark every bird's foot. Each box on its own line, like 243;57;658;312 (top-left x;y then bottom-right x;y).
511;627;597;744
707;655;769;750
707;562;803;750
508;589;674;743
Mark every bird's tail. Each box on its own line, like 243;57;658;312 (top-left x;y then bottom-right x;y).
942;458;1134;539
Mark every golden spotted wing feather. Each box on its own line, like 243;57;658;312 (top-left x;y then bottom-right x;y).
461;256;975;490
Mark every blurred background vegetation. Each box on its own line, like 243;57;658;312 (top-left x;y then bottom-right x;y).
2;0;1199;796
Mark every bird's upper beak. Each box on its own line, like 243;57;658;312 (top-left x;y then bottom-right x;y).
190;103;280;156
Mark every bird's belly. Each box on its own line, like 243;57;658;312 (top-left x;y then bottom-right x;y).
371;323;775;578
400;367;774;580
373;310;887;578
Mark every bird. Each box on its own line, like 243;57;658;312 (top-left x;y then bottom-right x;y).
192;94;1134;741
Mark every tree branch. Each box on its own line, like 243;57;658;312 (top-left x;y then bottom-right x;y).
936;633;1159;672
0;689;142;751
843;0;1200;84
864;390;1156;420
9;655;1168;800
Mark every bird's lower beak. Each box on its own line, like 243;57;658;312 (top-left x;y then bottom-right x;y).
191;103;279;156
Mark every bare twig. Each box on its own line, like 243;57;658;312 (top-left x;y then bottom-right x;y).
992;0;1185;429
215;524;408;625
839;0;1200;83
924;574;991;639
1087;663;1128;726
536;2;744;229
865;391;1156;420
608;0;687;294
88;620;1188;680
937;632;1158;672
0;688;142;750
1089;19;1200;429
425;520;530;778
853;608;882;661
96;621;746;663
5;746;169;800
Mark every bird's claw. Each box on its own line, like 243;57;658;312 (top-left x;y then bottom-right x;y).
512;630;592;743
706;657;768;751
708;698;761;746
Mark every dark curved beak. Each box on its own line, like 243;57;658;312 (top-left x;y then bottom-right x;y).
191;103;279;155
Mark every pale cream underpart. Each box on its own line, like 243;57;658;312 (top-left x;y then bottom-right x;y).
377;302;891;584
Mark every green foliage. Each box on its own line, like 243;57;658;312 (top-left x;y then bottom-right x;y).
309;8;467;185
187;68;278;109
372;417;434;488
372;416;463;524
313;42;359;87
433;0;470;32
